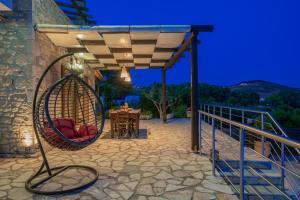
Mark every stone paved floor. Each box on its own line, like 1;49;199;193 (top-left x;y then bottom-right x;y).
0;119;238;200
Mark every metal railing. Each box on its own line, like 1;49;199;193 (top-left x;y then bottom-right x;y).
199;109;300;200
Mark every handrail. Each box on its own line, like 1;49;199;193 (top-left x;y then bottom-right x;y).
201;103;267;114
199;111;300;149
265;112;288;137
201;104;300;155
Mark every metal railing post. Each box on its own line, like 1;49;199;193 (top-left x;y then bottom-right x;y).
205;105;207;123
240;128;245;200
281;143;285;190
229;108;232;137
242;110;245;124
261;113;265;156
208;105;211;124
212;118;216;176
199;112;202;151
220;107;223;133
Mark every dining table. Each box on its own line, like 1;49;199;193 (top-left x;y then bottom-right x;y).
109;109;141;138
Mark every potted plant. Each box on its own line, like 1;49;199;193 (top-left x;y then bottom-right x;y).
141;111;153;120
186;107;191;118
254;139;271;158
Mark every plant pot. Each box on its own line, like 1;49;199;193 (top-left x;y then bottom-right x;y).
166;113;174;120
254;140;271;157
210;149;220;161
141;114;152;120
186;111;191;118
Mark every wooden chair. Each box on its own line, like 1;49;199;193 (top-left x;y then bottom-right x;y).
115;111;130;138
129;112;140;137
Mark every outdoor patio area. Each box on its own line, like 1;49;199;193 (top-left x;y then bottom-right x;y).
0;119;238;200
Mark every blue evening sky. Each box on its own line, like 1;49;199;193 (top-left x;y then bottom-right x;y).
86;0;300;88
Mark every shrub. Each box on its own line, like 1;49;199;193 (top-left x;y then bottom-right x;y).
173;104;188;118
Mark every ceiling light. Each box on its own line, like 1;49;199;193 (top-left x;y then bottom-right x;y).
120;66;128;78
124;53;132;58
125;73;131;82
120;38;126;44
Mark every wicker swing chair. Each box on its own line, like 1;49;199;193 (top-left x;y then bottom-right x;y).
26;53;105;195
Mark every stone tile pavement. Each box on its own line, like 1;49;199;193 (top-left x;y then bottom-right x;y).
0;119;238;200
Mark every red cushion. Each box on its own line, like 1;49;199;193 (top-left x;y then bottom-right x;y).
54;118;78;139
72;134;96;142
54;118;75;129
78;124;98;136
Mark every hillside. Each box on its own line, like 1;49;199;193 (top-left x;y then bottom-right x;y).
229;80;300;100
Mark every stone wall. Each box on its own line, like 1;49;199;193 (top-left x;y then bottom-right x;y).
0;0;71;156
0;0;34;155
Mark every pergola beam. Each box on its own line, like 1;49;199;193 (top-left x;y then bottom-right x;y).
165;33;193;68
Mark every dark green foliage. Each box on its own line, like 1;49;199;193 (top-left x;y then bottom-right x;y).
98;71;133;110
172;104;187;118
96;77;300;128
263;90;300;128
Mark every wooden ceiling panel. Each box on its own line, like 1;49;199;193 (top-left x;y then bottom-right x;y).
152;52;173;60
86;45;111;54
102;33;131;48
134;58;151;64
98;58;117;64
132;45;155;54
130;31;159;40
113;53;133;60
69;31;103;40
46;33;79;47
156;32;185;48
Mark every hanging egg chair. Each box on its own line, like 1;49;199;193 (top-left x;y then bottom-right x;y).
26;53;105;195
38;73;103;151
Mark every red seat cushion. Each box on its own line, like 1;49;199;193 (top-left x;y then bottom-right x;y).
53;118;78;139
72;134;96;142
78;124;98;137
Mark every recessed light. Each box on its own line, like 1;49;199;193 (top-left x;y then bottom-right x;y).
120;38;126;44
124;53;132;58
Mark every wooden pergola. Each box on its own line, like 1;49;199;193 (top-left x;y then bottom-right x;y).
35;24;214;151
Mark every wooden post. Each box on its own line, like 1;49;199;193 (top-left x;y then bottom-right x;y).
191;32;199;151
162;68;167;123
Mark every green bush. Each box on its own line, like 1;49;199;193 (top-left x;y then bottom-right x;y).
173;104;188;118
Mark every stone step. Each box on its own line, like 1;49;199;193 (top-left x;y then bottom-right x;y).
218;160;272;171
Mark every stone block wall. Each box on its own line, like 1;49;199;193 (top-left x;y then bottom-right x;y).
0;0;73;156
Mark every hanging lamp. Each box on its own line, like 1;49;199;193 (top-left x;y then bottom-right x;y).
125;72;131;82
120;66;128;78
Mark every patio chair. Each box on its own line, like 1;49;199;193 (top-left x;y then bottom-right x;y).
129;112;140;137
115;111;131;138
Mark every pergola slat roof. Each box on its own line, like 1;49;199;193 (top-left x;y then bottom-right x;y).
36;24;213;70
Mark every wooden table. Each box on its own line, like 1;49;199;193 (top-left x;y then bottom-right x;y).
109;109;140;138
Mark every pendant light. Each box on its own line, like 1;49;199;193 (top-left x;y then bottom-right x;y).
125;71;131;82
120;66;128;78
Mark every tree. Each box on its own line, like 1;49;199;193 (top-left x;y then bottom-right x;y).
98;71;133;109
141;83;188;120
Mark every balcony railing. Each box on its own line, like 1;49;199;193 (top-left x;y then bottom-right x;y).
199;105;300;200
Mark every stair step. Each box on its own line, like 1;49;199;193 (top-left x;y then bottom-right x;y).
218;160;272;171
230;185;297;200
231;185;297;200
222;171;282;186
